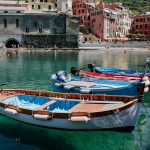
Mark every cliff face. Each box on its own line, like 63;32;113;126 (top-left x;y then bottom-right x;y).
104;0;150;15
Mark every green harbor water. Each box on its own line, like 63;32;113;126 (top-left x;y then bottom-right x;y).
0;49;150;150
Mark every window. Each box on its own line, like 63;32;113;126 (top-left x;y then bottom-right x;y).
26;27;29;33
136;19;138;22
40;0;43;2
32;5;34;9
34;22;38;27
38;5;41;9
136;25;138;29
140;25;142;28
82;9;84;13
4;19;7;28
55;3;57;7
48;5;51;10
4;11;8;13
44;0;48;2
39;28;42;33
16;19;19;28
145;24;147;28
32;0;34;2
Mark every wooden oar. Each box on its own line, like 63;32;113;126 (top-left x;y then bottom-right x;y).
49;97;124;104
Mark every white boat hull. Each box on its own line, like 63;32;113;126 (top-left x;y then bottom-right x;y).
0;102;141;131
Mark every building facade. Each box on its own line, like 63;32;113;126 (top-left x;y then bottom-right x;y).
73;0;94;27
26;0;57;12
0;0;79;48
26;0;73;14
90;3;131;40
73;1;131;41
57;0;73;15
0;11;79;48
132;12;150;38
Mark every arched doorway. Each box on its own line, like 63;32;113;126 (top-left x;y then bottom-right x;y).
5;39;20;48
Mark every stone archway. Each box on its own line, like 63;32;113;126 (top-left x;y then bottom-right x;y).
5;39;20;48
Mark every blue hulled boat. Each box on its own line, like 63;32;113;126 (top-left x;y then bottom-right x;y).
49;70;149;96
95;66;150;75
92;58;150;77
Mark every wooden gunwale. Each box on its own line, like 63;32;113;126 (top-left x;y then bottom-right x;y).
0;89;134;102
0;89;140;119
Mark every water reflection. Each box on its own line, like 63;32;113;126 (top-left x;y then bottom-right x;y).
0;115;135;150
0;49;150;150
78;50;150;71
133;107;150;150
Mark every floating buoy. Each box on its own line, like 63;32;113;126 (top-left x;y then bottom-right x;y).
142;76;149;81
144;87;149;93
70;116;90;122
4;108;18;115
142;77;150;87
143;80;150;87
33;114;52;120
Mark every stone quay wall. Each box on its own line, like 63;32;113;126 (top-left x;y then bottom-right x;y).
0;13;79;48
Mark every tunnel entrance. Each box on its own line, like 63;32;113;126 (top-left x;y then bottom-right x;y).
5;39;20;48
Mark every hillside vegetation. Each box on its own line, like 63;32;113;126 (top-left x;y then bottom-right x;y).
104;0;150;15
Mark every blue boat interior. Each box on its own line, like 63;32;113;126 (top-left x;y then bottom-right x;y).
2;95;80;111
2;95;50;109
48;101;79;112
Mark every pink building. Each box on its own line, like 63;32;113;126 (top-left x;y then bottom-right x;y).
73;1;131;41
73;0;94;27
90;3;131;41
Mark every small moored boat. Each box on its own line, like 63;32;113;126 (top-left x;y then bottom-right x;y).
79;70;145;81
95;66;150;77
0;87;145;132
83;58;150;79
50;71;149;96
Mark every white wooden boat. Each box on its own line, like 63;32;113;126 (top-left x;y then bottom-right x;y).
0;87;145;132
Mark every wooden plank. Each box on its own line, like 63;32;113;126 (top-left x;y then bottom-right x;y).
70;103;105;113
70;103;124;113
35;100;57;110
65;81;95;88
0;94;16;101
